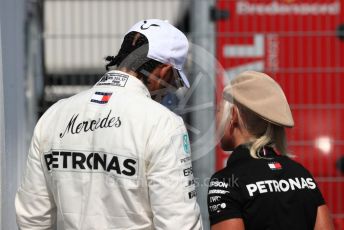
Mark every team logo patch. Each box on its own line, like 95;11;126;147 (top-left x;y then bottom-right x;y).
268;162;282;170
91;92;112;104
97;72;128;87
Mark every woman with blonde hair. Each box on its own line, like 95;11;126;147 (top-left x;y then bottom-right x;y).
208;71;334;230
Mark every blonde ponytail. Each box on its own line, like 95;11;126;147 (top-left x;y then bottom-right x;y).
235;103;288;158
273;125;288;156
216;100;233;141
249;123;273;158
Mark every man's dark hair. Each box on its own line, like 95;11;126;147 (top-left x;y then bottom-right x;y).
105;32;162;83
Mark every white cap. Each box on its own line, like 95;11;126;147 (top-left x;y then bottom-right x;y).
127;19;190;88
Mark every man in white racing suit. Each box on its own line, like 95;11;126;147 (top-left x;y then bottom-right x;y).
15;19;203;230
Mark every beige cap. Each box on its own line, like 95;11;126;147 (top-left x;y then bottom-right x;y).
223;71;294;128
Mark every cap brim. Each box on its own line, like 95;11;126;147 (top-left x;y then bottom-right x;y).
177;70;190;88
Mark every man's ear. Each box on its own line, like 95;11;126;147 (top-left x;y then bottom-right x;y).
158;64;176;88
159;64;173;79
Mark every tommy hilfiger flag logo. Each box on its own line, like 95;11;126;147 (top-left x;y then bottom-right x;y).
268;162;282;170
91;92;112;104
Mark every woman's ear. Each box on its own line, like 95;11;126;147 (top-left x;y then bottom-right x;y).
231;106;239;126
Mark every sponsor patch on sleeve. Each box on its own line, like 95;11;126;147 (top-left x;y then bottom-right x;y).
208;177;232;214
169;132;197;201
182;133;190;154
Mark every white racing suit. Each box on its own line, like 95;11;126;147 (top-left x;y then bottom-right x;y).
15;70;203;230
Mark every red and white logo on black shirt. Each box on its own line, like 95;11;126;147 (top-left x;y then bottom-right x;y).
268;162;282;170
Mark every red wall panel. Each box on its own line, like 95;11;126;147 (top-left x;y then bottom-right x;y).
216;0;344;228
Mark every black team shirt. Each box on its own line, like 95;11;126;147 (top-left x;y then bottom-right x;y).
207;145;325;230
